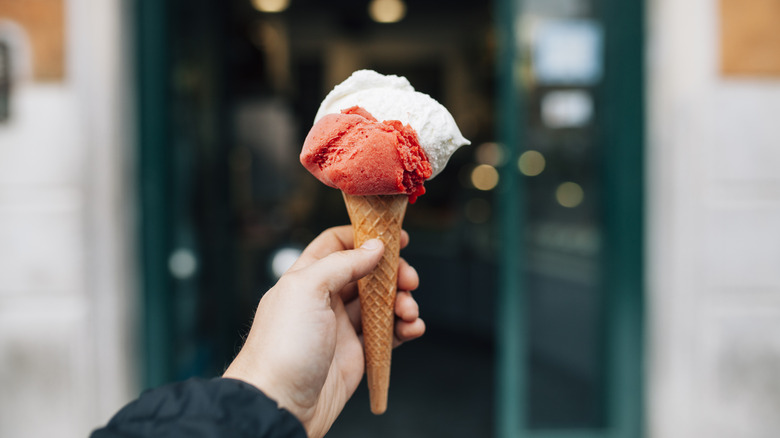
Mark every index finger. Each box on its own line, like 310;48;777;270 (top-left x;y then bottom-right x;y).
288;226;354;272
289;226;410;272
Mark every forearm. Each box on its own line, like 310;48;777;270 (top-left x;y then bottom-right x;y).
90;378;306;438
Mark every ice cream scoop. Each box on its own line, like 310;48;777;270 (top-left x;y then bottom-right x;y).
314;69;470;179
301;106;432;203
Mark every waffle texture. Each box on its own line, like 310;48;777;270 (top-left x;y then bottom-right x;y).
342;192;408;414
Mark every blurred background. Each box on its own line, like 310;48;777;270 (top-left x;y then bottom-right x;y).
1;0;779;437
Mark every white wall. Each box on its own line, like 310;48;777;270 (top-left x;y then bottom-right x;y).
0;0;135;436
648;0;780;436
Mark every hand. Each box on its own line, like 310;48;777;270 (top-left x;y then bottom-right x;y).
223;226;425;438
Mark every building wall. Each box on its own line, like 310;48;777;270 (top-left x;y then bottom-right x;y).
3;0;780;436
0;0;135;436
648;0;780;436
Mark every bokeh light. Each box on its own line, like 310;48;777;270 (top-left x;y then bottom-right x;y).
251;0;290;13
270;247;302;279
555;181;584;208
168;248;198;280
475;142;506;167
518;150;546;176
368;0;406;23
471;164;499;191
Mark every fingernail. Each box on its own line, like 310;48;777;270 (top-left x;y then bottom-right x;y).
361;239;381;250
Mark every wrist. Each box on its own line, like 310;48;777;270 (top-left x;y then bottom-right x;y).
223;359;308;427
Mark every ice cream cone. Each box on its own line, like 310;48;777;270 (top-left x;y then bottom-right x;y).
342;192;408;415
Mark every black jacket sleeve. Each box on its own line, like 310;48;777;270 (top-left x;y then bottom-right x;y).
90;378;306;438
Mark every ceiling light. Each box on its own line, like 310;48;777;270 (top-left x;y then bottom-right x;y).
369;0;406;23
251;0;290;13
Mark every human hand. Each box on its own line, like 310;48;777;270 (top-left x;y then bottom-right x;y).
223;226;425;438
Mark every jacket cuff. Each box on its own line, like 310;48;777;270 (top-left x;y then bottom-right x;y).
93;377;306;438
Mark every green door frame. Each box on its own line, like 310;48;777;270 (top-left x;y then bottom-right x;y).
137;0;235;389
137;0;175;390
493;0;645;436
494;0;526;434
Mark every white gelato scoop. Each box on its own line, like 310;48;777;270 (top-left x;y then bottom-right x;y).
314;69;470;179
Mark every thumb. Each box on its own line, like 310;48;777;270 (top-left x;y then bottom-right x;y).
296;239;384;297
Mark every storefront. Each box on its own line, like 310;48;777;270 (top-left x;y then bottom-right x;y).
136;0;643;436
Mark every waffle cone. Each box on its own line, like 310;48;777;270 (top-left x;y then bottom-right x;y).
342;192;408;415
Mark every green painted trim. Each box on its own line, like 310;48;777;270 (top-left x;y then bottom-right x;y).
494;0;526;436
600;0;645;436
136;0;174;390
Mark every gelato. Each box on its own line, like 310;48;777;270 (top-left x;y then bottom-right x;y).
314;69;470;179
301;106;432;203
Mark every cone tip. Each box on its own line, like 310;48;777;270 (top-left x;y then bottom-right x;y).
370;399;387;415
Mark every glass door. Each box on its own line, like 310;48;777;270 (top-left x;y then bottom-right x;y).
136;0;642;435
495;0;644;436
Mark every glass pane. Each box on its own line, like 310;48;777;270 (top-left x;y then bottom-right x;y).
520;0;607;429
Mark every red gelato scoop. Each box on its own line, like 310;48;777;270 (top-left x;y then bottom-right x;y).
300;106;432;203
